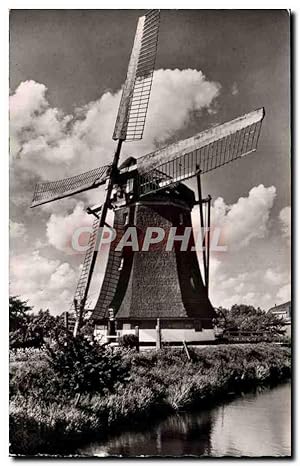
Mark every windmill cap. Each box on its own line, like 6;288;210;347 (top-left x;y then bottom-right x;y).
119;157;137;170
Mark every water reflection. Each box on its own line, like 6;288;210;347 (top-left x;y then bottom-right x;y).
79;383;291;457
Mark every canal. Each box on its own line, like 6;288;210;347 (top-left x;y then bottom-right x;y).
78;382;291;457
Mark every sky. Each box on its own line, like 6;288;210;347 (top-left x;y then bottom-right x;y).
9;9;291;314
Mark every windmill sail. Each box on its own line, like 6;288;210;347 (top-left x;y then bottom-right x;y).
31;164;110;207
92;214;127;320
31;10;160;209
113;9;160;141
71;215;101;313
137;108;265;196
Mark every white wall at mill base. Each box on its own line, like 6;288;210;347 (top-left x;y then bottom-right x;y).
94;325;216;343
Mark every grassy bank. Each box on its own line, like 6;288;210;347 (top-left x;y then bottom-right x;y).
10;343;291;455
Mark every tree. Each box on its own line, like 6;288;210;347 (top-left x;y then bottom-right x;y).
215;304;286;341
9;298;59;348
30;309;56;339
9;296;32;332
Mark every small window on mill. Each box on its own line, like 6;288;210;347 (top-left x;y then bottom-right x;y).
118;257;124;271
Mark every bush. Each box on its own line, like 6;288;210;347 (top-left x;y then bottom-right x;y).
10;328;44;350
46;334;130;398
119;333;139;349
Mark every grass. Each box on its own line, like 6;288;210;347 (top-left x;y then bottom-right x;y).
9;343;291;455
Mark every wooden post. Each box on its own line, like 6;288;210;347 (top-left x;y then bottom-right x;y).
183;340;191;361
64;311;69;332
206;195;211;296
135;326;140;352
108;308;116;333
73;299;84;338
73;320;79;338
107;307;116;344
156;318;161;351
74;393;81;407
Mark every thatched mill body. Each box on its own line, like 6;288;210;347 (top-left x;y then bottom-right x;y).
92;159;216;342
31;10;265;343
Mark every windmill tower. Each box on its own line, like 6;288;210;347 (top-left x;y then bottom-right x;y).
31;10;265;343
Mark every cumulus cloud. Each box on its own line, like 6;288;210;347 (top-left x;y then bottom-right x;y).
10;81;48;133
191;184;281;310
210;266;282;311
212;288;273;310
276;283;291;303
46;202;93;254
48;263;78;290
39;196;79;215
10;250;77;314
265;267;290;286
10;251;60;291
279;206;291;243
10;70;220;183
141;69;221;145
10;220;27;239
10;81;73;174
211;184;276;249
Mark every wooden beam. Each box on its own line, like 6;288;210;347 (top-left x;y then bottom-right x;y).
206;195;212;296
196;170;207;290
183;340;191;361
74;140;123;337
156;318;161;350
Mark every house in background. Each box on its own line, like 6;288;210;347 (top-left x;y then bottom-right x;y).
268;301;291;337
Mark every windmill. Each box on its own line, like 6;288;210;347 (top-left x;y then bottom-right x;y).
31;10;265;342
